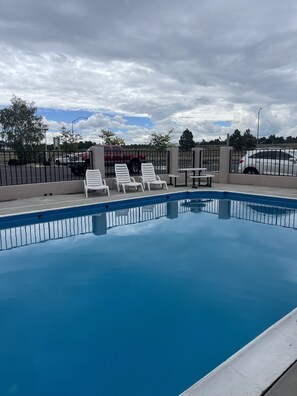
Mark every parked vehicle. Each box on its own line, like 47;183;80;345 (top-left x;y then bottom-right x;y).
70;145;146;176
238;149;297;176
55;154;79;166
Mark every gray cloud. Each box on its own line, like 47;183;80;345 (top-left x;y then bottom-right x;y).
1;0;297;142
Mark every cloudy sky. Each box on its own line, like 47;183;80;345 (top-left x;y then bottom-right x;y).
1;0;297;144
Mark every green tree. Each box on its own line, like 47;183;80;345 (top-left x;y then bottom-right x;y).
229;129;257;150
229;129;244;150
242;129;256;150
265;134;285;145
77;140;96;150
60;126;82;150
179;128;195;150
99;129;125;145
285;136;297;144
0;95;44;153
149;129;173;150
258;136;267;145
274;136;285;144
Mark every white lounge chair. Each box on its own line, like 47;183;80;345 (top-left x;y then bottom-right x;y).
84;169;110;198
140;163;168;191
114;164;144;193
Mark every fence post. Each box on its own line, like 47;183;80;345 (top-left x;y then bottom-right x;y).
192;147;203;168
90;146;105;178
219;147;232;183
166;148;179;174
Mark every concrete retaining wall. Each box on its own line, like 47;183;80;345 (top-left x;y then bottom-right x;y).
0;174;170;201
228;173;297;188
0;180;84;201
1;172;295;202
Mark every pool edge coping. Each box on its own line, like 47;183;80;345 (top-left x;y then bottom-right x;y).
179;308;297;396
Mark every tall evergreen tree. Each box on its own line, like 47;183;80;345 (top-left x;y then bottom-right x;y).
242;129;257;150
179;128;195;150
229;129;243;150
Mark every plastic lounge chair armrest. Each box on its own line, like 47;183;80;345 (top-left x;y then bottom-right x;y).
156;175;161;180
130;177;136;182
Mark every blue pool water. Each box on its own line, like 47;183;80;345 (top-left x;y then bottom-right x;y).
0;192;297;396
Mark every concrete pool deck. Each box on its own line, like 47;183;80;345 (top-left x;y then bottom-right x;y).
1;182;297;217
0;182;297;396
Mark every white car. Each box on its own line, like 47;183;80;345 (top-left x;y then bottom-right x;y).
55;154;79;166
238;149;297;176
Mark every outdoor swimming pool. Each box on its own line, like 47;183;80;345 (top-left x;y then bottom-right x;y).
0;192;296;396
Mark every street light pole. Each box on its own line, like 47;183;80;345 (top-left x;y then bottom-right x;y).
71;117;88;134
256;107;262;146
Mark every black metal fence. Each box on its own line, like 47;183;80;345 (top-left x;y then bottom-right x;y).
0;150;86;186
178;149;220;172
229;150;246;173
230;148;297;176
104;149;169;178
202;149;220;173
8;146;297;186
178;150;193;169
0;149;170;185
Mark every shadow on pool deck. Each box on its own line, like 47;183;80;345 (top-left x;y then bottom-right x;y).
1;182;297;396
263;360;297;396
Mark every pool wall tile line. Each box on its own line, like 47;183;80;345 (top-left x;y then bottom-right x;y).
180;308;297;396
